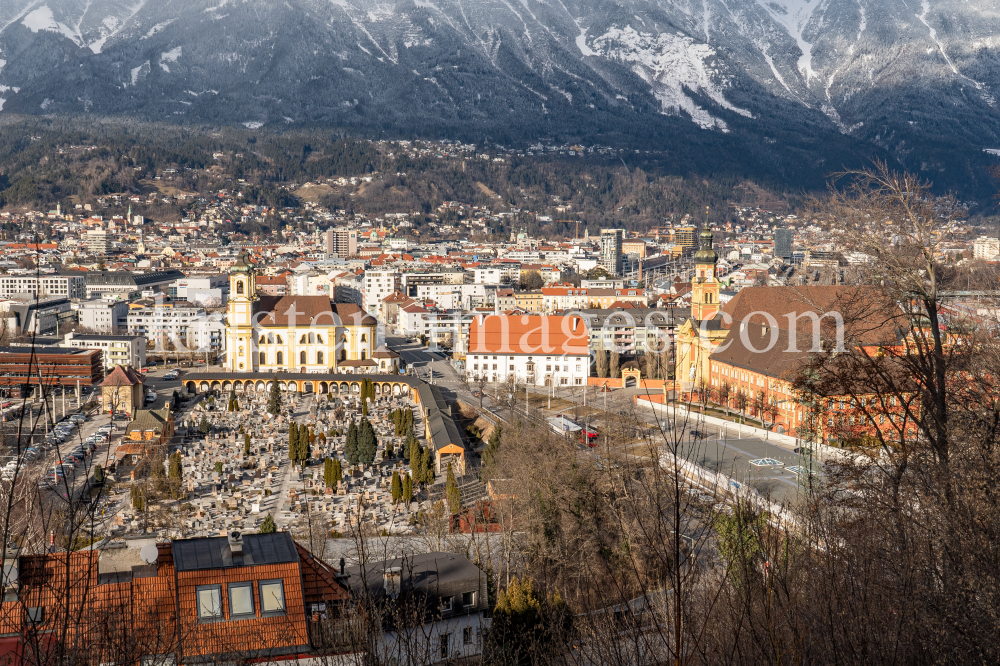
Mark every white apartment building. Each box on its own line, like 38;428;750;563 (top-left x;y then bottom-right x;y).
473;267;502;285
467;314;590;387
414;283;487;310
86;229;109;255
333;271;363;305
186;314;226;352
0;273;87;300
61;332;146;370
77;299;129;333
127;306;204;347
973;236;1000;260
363;269;400;318
289;271;333;297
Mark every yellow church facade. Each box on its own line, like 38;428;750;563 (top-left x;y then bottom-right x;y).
225;254;379;374
672;228;728;397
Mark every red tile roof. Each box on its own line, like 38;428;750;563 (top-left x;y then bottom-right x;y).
468;315;589;355
100;365;143;387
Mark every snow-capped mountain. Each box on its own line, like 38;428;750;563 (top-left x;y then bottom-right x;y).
1;0;999;193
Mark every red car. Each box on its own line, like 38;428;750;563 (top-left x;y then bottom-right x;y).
579;428;598;447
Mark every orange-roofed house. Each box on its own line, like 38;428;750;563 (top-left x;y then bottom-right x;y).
467;314;590;387
0;532;355;665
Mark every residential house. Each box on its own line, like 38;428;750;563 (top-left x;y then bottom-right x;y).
343;552;490;665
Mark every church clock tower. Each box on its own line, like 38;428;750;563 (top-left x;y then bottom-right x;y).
690;227;720;320
227;253;257;372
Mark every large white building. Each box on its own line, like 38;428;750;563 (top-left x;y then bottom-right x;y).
0;272;87;300
77;299;129;333
973;236;1000;260
364;269;400;319
467;314;590;387
127;306;205;347
61;332;146;370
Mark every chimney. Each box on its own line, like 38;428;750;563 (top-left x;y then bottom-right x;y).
339;557;345;576
228;531;243;555
2;547;19;596
383;567;402;599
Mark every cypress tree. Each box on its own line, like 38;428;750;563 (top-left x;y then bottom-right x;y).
169;452;182;480
420;447;435;485
288;422;298;464
332;458;342;484
391;470;402;504
408;436;419;466
358;418;377;466
244;433;251;456
324;457;333;488
345;421;359;465
446;463;461;514
402;473;413;504
267;380;281;415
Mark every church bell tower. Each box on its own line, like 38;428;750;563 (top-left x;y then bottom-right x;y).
691;227;720;320
227;252;257;371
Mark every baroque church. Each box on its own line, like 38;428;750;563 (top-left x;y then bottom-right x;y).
225;254;395;374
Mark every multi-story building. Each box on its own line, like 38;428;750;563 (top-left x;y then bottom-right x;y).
364;269;400;318
0;272;87;300
973;235;1000;260
0;297;73;335
225;255;378;373
467;314;590;387
774;228;794;261
186;313;226;353
674;226;697;249
255;274;289;296
326;227;358;258
85;228;109;255
600;228;624;276
62;332;146;370
169;275;229;306
401;270;466;297
473;267;502;285
333;271;364;305
0;533;354;664
86;269;186;300
0;346;103;395
127;306;205;346
344;552;490;664
77;298;129;332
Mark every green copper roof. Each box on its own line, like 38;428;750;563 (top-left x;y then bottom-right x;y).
694;228;718;265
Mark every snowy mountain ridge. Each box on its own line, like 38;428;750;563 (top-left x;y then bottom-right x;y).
1;0;999;194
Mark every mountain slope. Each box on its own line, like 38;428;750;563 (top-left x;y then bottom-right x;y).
0;0;998;197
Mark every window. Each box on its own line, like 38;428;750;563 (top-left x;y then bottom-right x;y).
317;351;324;364
440;634;450;659
228;582;255;618
462;591;476;607
259;335;265;344
259;352;266;364
361;349;367;360
300;351;307;364
26;607;44;624
236;280;244;295
300;334;307;344
276;335;283;343
259;580;286;616
309;332;315;343
440;595;454;612
268;332;275;343
196;585;223;621
463;627;473;645
316;334;323;343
